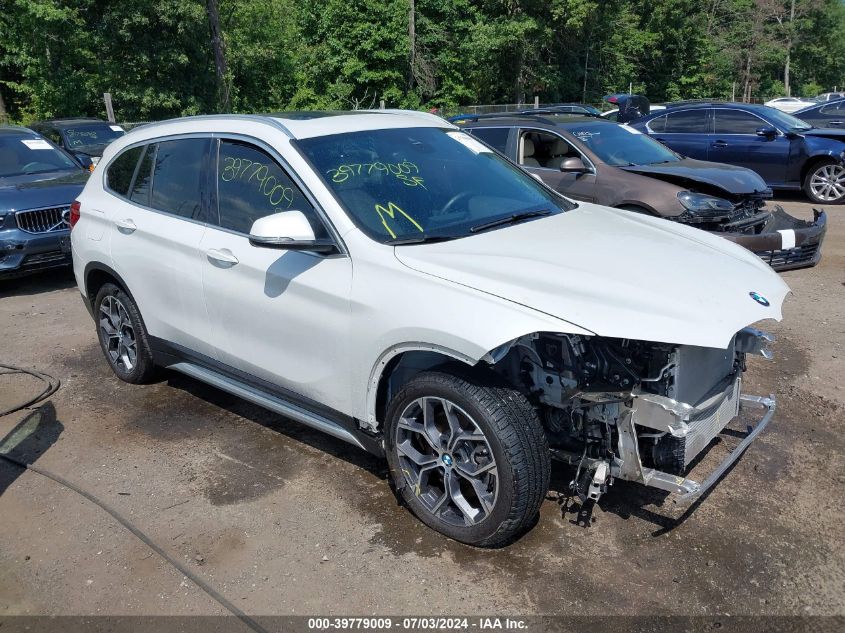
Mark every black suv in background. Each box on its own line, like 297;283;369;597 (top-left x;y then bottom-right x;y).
29;118;125;170
0;126;88;279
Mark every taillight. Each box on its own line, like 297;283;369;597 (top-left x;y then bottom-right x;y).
69;200;81;229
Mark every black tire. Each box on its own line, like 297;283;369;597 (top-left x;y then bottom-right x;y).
385;370;550;547
803;159;845;204
93;283;157;384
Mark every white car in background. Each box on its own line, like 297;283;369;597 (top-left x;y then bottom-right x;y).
70;110;787;546
764;97;816;113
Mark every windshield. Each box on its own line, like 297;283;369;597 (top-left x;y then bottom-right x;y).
297;127;573;243
567;122;679;166
763;107;813;131
0;135;80;177
63;124;124;150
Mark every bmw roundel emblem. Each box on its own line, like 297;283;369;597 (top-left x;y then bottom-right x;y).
749;291;770;307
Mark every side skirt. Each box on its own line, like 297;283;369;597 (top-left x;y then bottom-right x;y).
149;338;384;457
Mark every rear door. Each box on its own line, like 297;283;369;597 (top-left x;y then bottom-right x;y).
709;108;790;185
107;137;217;358
811;101;845;128
646;108;712;159
465;126;512;157
199;137;352;409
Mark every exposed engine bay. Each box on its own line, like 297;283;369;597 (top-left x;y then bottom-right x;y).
490;327;776;503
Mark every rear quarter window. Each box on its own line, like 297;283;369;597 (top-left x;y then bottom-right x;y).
106;146;144;196
468;127;510;154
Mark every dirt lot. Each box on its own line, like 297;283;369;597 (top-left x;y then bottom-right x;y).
1;196;843;623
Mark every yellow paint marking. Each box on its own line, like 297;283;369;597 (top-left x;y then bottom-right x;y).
374;202;423;239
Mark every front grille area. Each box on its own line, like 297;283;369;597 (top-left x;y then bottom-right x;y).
15;206;69;234
757;242;820;268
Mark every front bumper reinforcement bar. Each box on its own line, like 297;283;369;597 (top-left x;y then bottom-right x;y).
629;394;776;503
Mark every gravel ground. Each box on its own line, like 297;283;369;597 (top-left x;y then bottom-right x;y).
0;196;842;622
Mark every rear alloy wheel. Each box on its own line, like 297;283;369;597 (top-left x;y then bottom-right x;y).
385;371;550;547
804;161;845;204
94;283;156;384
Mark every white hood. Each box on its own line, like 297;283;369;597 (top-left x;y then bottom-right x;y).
394;203;790;350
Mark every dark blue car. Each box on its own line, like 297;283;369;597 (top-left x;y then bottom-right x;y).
794;98;845;130
0;126;88;279
630;102;845;204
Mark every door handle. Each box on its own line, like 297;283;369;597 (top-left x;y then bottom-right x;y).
205;248;239;265
711;141;728;148
115;218;137;233
829;121;843;126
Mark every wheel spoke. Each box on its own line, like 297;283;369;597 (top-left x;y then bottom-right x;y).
446;469;482;525
455;467;496;516
422;398;447;450
396;438;438;467
455;458;497;478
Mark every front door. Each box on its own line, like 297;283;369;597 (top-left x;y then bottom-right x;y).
517;129;597;202
199;138;352;412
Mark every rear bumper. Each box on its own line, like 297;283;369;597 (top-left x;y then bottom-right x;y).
721;207;827;271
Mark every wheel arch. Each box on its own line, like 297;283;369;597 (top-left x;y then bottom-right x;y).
366;343;481;432
800;152;842;184
83;262;135;313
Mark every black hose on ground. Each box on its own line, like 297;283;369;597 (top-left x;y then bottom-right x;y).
0;363;269;633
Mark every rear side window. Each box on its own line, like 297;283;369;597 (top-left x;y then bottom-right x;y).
149;138;208;218
107;146;144;195
129;144;155;206
647;115;666;132
820;102;845;115
214;140;326;237
469;127;510;154
714;110;766;134
664;110;709;133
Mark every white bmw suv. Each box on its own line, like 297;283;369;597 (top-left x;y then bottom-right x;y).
71;110;788;546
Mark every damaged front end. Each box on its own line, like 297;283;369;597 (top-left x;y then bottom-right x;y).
674;194;827;272
493;328;776;504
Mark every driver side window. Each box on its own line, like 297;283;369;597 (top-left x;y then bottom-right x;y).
519;130;582;169
214;140;327;238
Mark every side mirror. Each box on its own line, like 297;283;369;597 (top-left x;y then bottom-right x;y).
560;156;589;173
248;211;336;253
756;126;777;138
75;153;94;169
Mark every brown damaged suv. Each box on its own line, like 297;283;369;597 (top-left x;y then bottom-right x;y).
454;113;826;271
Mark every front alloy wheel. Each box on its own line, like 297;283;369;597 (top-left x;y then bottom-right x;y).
805;161;845;203
394;396;498;527
385;370;550;547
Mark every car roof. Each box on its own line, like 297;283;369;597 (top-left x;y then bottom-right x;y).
0;125;40;138
33;118;110;128
127;110;453;141
636;101;775;120
454;114;612;130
